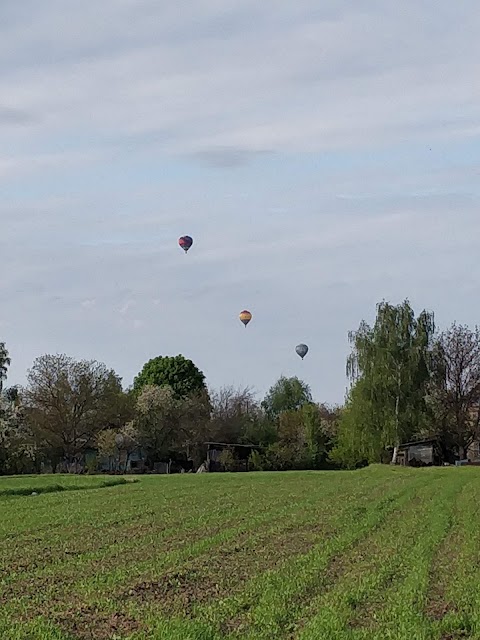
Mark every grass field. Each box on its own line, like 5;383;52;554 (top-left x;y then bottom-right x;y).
1;466;479;640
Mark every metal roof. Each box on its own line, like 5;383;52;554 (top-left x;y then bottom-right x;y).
204;441;261;449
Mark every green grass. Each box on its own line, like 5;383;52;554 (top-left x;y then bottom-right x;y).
0;474;131;496
1;466;479;639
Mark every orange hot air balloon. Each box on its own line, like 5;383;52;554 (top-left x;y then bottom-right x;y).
239;310;252;327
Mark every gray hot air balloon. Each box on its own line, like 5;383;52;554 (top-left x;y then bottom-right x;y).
295;343;309;360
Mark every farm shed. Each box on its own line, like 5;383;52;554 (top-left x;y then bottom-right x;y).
205;442;261;472
394;439;441;466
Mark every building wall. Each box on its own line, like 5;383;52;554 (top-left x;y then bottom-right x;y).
407;444;434;465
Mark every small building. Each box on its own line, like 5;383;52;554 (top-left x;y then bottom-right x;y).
205;442;261;472
394;439;441;466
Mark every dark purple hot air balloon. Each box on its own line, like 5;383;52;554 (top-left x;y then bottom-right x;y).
178;235;193;253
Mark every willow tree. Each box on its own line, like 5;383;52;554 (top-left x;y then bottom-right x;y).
333;300;435;466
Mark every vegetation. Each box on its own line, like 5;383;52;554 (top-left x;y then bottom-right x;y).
133;355;207;398
3;300;480;638
333;300;480;468
2;298;480;474
0;341;10;392
0;466;479;639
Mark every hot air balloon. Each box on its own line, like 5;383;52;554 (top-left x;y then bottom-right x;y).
239;310;252;327
178;235;193;253
295;343;309;360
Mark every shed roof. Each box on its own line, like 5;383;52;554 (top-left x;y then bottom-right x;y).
204;441;261;449
397;438;437;449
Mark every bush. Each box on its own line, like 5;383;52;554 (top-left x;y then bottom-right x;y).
85;455;99;475
218;449;235;471
248;449;265;471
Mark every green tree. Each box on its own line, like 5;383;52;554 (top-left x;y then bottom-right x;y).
0;342;10;393
133;355;207;399
218;448;236;471
0;390;36;475
302;403;328;468
134;385;178;464
134;384;210;466
333;300;435;467
96;428;118;471
135;385;211;464
261;376;312;421
24;354;127;471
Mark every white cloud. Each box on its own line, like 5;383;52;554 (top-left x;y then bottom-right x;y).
1;1;479;159
1;1;480;402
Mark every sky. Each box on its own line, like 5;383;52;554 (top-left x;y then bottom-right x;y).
1;1;480;404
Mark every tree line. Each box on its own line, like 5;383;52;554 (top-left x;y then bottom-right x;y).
1;299;480;474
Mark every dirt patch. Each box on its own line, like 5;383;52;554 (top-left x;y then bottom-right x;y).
54;604;142;640
0;519;220;608
440;630;471;640
424;527;461;621
123;521;327;616
127;568;222;609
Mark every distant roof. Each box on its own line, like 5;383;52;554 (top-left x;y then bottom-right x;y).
204;441;261;449
398;438;437;448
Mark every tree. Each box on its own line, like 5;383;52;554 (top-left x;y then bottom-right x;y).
218;448;236;471
209;385;259;444
262;376;312;421
24;354;126;470
134;384;210;468
427;323;480;459
0;342;10;393
96;429;118;472
135;385;184;465
133;355;207;399
333;300;435;467
272;403;329;470
0;390;36;475
302;403;328;468
174;389;212;466
117;421;140;470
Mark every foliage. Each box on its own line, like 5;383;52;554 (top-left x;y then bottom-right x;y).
209;385;259;443
334;300;435;467
134;385;179;463
6;298;480;475
96;428;118;471
118;421;140;453
85;454;98;475
427;323;480;458
0;390;36;475
0;342;10;393
248;449;264;470
0;475;130;497
260;404;324;470
133;354;207;399
24;354;127;469
218;448;235;471
261;376;312;421
133;384;211;466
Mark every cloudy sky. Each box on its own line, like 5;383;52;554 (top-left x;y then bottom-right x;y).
1;1;480;403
